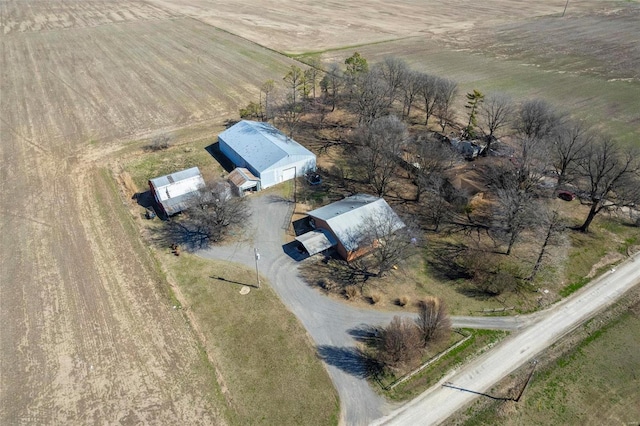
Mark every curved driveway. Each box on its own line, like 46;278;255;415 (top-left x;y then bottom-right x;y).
199;194;529;425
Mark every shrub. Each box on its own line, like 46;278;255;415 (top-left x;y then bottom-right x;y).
344;285;358;300
318;278;338;292
370;292;382;305
396;295;409;307
377;316;422;372
149;134;171;151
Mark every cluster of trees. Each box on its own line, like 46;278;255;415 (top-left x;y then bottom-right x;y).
240;52;640;292
368;298;451;374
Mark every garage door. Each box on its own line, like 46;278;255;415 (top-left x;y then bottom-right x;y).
282;167;296;182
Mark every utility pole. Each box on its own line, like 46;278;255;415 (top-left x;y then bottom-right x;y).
254;248;261;288
562;0;570;17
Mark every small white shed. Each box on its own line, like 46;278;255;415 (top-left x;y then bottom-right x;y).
218;120;316;189
149;167;205;216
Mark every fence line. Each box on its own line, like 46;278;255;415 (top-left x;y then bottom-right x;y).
388;331;473;391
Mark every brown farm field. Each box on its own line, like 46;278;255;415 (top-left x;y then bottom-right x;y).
0;1;295;424
149;0;588;54
2;0;640;424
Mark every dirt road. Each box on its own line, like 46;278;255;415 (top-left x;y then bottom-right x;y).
373;254;640;425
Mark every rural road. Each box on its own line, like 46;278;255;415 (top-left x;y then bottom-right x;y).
373;252;640;425
199;194;531;425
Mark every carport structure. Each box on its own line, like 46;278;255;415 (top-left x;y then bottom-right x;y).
295;228;337;256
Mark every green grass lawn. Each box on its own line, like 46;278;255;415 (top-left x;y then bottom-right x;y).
377;329;508;401
124;131;226;192
458;309;640;425
165;254;339;426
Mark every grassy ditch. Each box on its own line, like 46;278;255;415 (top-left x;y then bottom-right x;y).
164;253;339;426
457;308;640;426
375;329;508;401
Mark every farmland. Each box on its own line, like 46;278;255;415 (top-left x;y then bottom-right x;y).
0;1;297;424
2;0;640;424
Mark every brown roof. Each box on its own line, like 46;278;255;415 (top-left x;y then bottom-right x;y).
227;167;259;188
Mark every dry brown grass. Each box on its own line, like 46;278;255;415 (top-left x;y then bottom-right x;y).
165;254;339;426
369;292;382;305
397;295;410;307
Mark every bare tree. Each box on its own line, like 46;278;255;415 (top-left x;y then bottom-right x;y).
260;79;275;121
513;135;552;190
345;208;416;280
354;69;393;124
434;78;458;133
495;188;535;255
273;89;305;138
418;73;441;126
303;57;322;99
416;297;451;346
421;178;454;232
575;136;640;232
528;209;566;281
489;167;539;255
320;62;343;111
283;65;305;106
165;181;251;250
374;57;409;106
479;93;514;154
515;99;562;141
412;134;455;202
401;70;421;119
377;316;422;372
352;115;407;196
552;119;593;187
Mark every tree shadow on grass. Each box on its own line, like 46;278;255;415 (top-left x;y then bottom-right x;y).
425;241;472;281
316;345;378;379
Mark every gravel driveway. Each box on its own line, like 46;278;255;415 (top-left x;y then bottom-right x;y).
198;194;527;425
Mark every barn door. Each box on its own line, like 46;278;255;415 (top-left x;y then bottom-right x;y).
282;167;296;182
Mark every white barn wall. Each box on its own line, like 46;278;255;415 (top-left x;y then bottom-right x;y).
260;156;316;189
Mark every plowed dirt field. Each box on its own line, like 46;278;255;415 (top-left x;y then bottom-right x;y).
0;1;294;423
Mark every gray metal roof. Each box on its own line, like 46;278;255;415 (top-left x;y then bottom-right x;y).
307;194;405;251
149;167;203;188
149;167;205;216
295;229;337;256
218;120;315;173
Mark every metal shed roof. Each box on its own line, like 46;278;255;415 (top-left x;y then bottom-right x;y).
295;229;337;256
307;194;405;251
227;167;259;190
149;167;205;215
218;120;315;173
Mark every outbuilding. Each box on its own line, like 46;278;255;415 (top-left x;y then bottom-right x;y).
298;194;405;261
149;167;205;217
218;120;316;189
